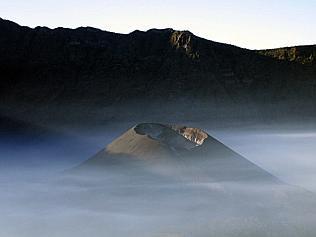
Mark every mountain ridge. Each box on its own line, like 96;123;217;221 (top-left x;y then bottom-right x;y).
257;45;316;65
2;18;314;50
0;18;316;124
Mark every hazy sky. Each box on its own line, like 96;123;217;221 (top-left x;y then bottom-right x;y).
0;0;315;49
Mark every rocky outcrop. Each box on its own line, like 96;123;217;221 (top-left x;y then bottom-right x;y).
170;31;199;58
257;45;316;65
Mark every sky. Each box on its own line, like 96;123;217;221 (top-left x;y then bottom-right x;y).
0;0;315;49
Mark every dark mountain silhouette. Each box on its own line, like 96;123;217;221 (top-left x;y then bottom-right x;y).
0;18;315;124
258;45;316;65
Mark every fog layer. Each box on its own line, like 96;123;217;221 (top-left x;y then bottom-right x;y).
1;122;316;237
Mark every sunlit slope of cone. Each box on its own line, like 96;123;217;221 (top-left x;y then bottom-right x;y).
77;123;278;182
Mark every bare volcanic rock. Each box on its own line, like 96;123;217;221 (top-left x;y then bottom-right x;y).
77;123;278;182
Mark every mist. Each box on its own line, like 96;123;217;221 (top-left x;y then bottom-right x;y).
1;118;316;237
1;10;316;236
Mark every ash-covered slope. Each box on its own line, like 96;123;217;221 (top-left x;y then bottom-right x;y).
78;123;278;182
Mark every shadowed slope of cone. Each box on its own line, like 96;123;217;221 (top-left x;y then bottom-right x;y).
75;123;279;183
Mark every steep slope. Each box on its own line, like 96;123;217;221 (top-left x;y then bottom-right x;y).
77;123;278;182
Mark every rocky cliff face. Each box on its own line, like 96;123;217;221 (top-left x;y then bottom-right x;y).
0;18;315;123
258;45;316;65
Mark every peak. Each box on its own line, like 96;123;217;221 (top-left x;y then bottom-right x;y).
134;123;209;148
172;30;194;36
130;28;175;36
130;28;193;36
75;26;103;32
147;28;174;33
